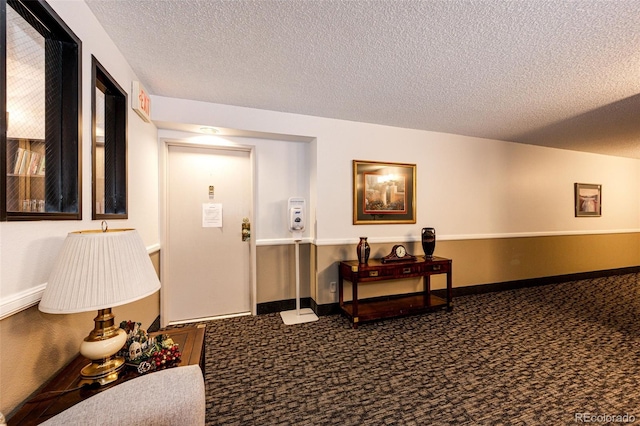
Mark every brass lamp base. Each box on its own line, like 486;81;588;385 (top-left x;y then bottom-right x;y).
79;356;126;386
79;308;128;386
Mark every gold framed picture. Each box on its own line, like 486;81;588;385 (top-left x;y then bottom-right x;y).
575;183;601;217
353;160;416;224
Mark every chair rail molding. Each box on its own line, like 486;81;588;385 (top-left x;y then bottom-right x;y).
0;244;161;320
0;283;46;320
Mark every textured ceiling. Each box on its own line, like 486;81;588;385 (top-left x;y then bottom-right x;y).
85;0;640;159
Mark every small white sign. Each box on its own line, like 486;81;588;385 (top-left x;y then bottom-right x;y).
202;203;222;228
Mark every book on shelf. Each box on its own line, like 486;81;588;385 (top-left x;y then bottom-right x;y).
37;156;45;175
10;148;45;176
18;150;30;175
28;152;40;175
13;147;25;174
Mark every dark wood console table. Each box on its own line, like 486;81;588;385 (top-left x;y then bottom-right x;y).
8;325;206;426
339;256;452;328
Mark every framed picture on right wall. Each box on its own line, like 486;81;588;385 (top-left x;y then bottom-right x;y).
575;183;601;217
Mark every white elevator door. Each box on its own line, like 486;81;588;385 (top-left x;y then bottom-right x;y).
166;144;251;323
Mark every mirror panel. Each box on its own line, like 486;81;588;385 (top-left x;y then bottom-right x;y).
2;0;81;220
92;56;127;219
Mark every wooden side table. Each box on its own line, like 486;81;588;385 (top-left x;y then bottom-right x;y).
8;325;206;426
339;256;453;328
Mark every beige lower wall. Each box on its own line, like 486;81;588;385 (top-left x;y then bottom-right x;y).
256;243;311;303
435;233;640;287
314;233;640;305
257;233;640;306
0;252;161;418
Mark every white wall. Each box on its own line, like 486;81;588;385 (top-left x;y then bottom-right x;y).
156;130;312;244
0;0;160;318
251;137;311;242
152;96;640;246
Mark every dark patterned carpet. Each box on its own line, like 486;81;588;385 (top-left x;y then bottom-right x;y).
183;274;640;425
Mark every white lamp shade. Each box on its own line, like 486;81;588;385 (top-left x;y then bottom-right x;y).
39;229;161;314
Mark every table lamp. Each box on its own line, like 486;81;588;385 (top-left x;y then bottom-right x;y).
39;227;161;385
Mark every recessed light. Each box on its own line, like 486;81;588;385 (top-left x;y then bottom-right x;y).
199;126;219;134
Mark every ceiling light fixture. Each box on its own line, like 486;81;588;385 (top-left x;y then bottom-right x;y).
199;126;219;134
